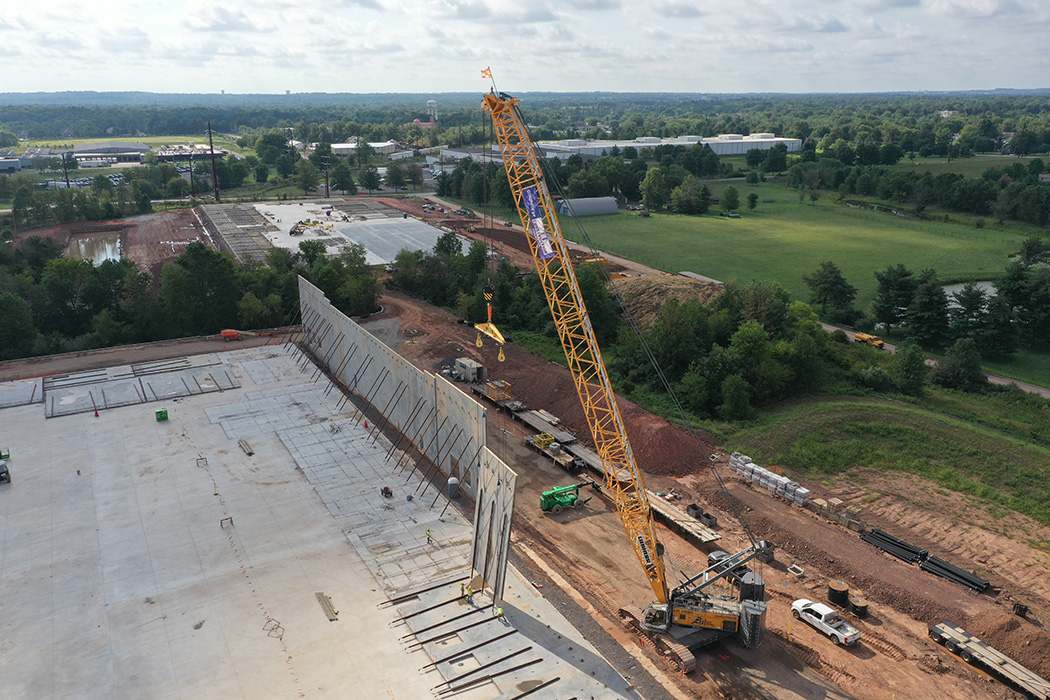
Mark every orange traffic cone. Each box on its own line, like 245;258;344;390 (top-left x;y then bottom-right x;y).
94;409;99;417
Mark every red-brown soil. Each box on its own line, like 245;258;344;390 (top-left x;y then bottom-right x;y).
373;287;1050;700
17;208;208;277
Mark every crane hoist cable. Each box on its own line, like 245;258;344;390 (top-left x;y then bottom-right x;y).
473;100;506;362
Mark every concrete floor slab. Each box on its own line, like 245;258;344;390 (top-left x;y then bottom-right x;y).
0;344;638;700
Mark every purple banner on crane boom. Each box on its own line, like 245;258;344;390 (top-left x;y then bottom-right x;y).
522;186;556;260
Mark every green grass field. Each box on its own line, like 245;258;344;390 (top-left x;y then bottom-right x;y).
19;134;246;155
889;153;1045;178
719;392;1050;524
566;183;1023;308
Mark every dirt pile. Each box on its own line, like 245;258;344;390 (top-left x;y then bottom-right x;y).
966;609;1050;678
491;348;712;477
610;275;724;331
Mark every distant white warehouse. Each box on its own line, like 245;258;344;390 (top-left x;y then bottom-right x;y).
535;134;802;159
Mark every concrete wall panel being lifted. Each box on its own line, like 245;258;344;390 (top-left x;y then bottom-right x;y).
297;277;488;499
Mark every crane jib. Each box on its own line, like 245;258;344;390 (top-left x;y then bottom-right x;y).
521;186;556;260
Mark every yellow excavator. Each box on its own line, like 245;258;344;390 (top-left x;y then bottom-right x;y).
482;78;768;672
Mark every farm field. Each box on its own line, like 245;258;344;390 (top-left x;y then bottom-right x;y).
567;184;1024;307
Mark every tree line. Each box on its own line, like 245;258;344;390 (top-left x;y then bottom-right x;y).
0;237;379;361
787;156;1050;226
803;239;1050;358
384;231;1015;421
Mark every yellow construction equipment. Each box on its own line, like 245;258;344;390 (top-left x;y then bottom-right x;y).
482;79;767;670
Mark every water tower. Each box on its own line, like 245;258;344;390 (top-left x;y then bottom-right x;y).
427;100;438;123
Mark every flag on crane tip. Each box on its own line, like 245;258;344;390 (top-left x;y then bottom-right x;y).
481;67;492;79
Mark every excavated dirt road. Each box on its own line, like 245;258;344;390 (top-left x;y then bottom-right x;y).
372;288;1050;700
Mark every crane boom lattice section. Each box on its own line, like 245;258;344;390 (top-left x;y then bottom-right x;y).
482;92;667;603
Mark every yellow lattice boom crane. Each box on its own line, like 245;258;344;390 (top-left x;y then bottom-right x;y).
482;83;768;671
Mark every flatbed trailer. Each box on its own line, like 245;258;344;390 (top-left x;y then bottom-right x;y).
523;434;579;471
929;622;1050;700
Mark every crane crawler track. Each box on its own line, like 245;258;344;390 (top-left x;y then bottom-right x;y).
619;607;697;673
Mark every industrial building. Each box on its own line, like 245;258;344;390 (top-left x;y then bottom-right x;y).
71;141;151;164
154;144;230;162
331;140;399;156
557;196;619;216
537;133;802;158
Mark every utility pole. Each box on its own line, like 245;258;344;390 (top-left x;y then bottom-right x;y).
322;155;330;198
189;153;195;199
61;151;71;188
208;121;220;203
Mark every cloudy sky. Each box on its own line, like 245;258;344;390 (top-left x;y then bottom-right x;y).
2;0;1047;94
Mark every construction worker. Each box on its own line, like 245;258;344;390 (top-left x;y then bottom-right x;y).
494;605;505;621
460;582;466;597
465;585;474;604
426;529;433;544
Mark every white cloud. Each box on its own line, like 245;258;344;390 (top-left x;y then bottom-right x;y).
926;0;1015;18
183;4;269;32
654;1;704;18
0;0;1047;93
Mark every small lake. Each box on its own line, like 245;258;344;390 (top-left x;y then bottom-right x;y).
67;231;121;265
942;281;996;297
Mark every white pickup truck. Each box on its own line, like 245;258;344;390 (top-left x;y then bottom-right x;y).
791;599;861;645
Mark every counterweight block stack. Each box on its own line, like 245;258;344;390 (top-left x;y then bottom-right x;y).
729;452;810;506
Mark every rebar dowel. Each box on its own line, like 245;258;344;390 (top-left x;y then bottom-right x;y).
434;646;533;689
418;629;518;670
397;604;491;641
439;658;542;695
405;615;500;650
207;373;223;393
379;575;470;608
391;594;469;624
505;677;560;700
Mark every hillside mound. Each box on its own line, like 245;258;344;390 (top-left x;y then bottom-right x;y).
610;275;723;331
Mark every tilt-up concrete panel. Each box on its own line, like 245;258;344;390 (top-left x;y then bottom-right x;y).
297;276;487;499
470;447;517;602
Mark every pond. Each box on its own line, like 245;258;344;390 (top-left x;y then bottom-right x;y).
67;231;121;265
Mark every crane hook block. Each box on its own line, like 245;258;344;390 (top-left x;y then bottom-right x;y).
498;347;505;362
476;334;484;347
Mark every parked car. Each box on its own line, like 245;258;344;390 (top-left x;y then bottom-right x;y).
791;599;861;645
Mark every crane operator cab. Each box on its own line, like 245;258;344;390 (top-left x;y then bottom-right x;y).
643;604;670;631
